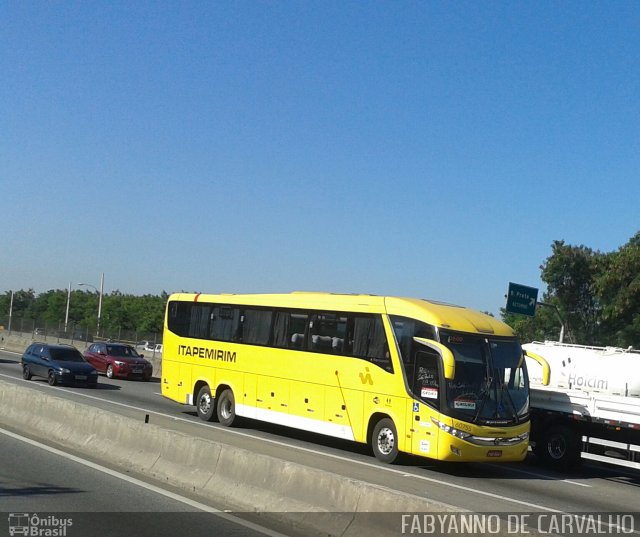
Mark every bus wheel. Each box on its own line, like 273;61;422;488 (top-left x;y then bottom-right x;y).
196;385;216;422
216;388;238;427
539;425;582;471
371;418;399;463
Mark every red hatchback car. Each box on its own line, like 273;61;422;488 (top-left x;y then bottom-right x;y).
84;342;153;381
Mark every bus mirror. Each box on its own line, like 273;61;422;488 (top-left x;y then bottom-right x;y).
413;337;455;380
523;350;550;386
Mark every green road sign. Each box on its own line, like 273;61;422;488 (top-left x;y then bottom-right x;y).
506;282;538;316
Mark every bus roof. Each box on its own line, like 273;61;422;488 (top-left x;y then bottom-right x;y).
168;292;514;337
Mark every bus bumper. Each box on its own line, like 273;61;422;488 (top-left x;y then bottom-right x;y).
435;422;531;462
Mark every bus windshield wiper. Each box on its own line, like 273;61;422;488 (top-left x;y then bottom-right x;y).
499;381;520;424
472;376;493;423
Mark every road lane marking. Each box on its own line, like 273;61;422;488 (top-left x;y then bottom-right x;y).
0;426;288;537
486;463;592;487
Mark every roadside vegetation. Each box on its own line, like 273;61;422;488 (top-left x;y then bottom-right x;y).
502;231;640;347
0;289;167;335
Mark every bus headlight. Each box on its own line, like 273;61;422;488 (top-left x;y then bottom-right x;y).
431;418;471;440
431;418;528;446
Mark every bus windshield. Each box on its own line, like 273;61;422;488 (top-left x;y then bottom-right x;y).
439;331;529;425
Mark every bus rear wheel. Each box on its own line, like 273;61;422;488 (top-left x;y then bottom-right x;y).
371;418;399;463
216;388;238;427
196;385;216;422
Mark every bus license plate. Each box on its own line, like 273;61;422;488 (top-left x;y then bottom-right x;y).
487;450;502;457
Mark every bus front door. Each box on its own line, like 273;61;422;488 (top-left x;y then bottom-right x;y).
406;349;442;458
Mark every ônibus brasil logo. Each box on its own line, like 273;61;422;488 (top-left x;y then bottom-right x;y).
8;513;72;536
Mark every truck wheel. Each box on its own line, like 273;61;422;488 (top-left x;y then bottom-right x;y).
538;425;582;470
216;388;238;427
196;385;217;422
371;418;400;463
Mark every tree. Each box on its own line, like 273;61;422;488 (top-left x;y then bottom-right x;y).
539;240;603;344
502;232;640;348
595;232;640;347
0;289;36;320
501;299;562;343
0;287;167;337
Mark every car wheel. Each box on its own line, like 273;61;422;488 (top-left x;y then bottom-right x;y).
196;385;216;422
106;364;114;379
371;418;400;463
47;371;58;386
216;388;238;427
22;365;32;380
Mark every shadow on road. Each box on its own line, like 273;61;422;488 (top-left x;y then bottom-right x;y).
0;484;84;497
22;378;122;391
93;382;122;391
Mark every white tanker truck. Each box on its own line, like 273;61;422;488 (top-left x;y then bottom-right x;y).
523;341;640;471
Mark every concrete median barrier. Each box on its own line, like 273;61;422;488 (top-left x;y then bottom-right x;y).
0;379;461;536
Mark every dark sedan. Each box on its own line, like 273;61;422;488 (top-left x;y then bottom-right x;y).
22;343;98;387
84;342;152;381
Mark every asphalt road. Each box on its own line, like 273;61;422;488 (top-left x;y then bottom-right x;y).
0;426;287;537
1;349;639;520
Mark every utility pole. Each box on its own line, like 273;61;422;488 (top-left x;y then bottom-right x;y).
65;283;71;332
98;272;104;336
8;290;13;333
79;273;104;337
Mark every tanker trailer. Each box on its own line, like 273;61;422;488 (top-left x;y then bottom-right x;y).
523;341;640;471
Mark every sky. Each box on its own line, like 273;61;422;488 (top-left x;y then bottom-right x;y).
1;2;639;316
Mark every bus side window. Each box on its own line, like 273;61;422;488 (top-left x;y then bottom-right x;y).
241;309;273;345
352;315;393;373
189;304;211;338
414;350;440;405
290;313;309;348
309;313;347;354
271;311;289;348
271;310;309;350
210;306;241;342
168;301;192;337
389;315;437;379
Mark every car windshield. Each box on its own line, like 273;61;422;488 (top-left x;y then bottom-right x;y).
439;331;529;425
107;345;140;357
50;348;85;362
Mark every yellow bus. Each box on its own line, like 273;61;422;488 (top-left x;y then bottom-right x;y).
162;292;544;463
